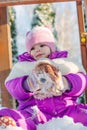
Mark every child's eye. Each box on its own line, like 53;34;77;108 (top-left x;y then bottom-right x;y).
40;44;45;47
31;47;35;51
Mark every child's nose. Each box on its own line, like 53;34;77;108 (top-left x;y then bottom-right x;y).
36;48;41;52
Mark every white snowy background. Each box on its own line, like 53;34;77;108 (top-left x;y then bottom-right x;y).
0;2;87;130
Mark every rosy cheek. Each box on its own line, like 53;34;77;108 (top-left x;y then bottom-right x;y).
30;50;32;54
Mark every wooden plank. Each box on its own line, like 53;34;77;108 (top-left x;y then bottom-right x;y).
0;7;12;71
0;0;82;7
0;7;13;108
0;70;13;108
76;0;87;103
76;0;87;70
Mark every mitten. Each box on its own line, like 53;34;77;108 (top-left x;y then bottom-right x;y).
0;116;16;128
26;62;56;99
34;62;70;97
26;62;70;99
32;62;62;98
26;68;54;99
26;72;40;92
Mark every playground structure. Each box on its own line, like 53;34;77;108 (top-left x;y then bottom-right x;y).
0;0;87;108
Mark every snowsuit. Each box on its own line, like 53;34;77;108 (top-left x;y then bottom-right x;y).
0;51;87;130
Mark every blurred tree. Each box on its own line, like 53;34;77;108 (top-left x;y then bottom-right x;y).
83;0;87;32
8;7;18;108
8;6;18;64
31;3;58;41
84;12;87;32
78;94;85;104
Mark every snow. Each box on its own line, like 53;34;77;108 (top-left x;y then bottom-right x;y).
37;116;87;130
0;116;86;130
0;126;23;130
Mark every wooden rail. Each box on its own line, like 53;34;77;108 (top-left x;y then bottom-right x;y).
0;0;82;7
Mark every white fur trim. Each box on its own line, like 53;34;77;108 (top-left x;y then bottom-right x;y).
36;58;86;74
5;58;86;83
5;61;36;83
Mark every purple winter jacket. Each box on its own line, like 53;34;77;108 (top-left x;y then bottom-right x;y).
4;51;87;127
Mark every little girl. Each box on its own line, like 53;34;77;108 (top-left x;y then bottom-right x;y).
0;26;87;130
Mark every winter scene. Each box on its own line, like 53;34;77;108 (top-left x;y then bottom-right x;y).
0;1;87;130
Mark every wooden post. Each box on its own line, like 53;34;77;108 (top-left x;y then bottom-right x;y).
76;0;87;102
84;0;87;22
0;7;13;108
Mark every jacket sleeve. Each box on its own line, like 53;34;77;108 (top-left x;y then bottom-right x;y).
5;76;34;101
64;72;87;97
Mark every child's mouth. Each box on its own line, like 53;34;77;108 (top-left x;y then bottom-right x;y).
36;54;44;58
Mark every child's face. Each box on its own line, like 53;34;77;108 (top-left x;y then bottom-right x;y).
30;43;51;60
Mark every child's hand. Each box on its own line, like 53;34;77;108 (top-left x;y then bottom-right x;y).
31;69;55;99
34;62;70;96
27;68;54;98
27;62;70;99
33;62;65;98
35;62;59;82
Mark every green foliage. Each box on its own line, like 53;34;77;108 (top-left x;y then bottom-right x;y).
31;3;55;27
78;94;85;104
31;3;58;41
8;7;18;64
84;12;87;32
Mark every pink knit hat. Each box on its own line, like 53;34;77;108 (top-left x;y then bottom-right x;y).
25;26;56;53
